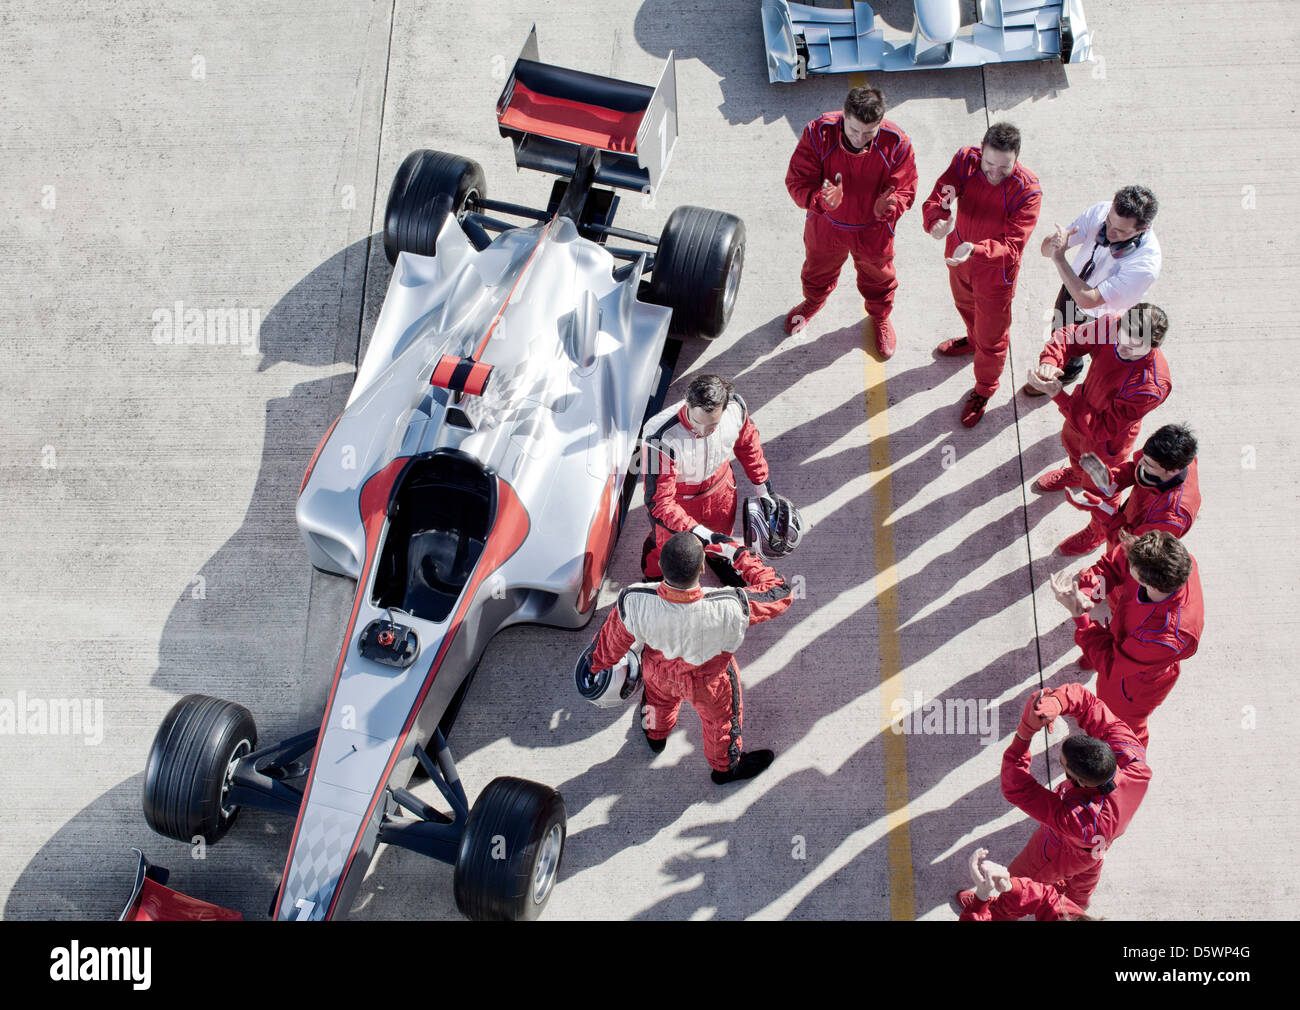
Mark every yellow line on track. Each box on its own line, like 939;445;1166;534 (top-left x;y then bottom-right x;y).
865;346;915;921
848;57;915;920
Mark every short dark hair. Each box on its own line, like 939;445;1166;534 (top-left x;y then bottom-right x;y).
1142;424;1198;471
686;374;734;412
1062;735;1117;787
1125;530;1193;594
1122;302;1170;348
982;122;1021;157
660;532;704;588
1113;185;1158;230
844;86;885;124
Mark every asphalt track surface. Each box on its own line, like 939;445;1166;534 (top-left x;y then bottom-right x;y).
1;1;1296;921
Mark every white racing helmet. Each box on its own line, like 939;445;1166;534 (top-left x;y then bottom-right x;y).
574;643;643;709
742;493;804;559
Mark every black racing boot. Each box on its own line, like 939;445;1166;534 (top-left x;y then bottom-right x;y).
644;726;667;754
639;692;666;754
711;749;775;785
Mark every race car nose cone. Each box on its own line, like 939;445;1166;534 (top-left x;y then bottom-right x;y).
914;0;961;43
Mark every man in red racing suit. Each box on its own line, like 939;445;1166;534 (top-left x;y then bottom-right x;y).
1059;422;1200;557
640;373;770;580
1065;531;1204;749
956;847;1090;921
1002;683;1151;910
922;122;1041;427
590;532;794;784
1028;304;1172;514
783;85;917;358
959;877;1090;921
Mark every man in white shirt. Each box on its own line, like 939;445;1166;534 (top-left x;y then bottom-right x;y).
1024;185;1161;397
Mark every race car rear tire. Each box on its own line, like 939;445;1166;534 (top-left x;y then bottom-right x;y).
649;205;745;340
142;695;257;845
453;776;566;921
383;149;486;265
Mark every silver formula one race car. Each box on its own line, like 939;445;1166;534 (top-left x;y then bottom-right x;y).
134;26;745;922
762;0;1093;82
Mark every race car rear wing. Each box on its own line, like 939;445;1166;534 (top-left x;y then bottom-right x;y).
496;25;677;195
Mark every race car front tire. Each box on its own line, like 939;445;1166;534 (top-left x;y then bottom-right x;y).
142;694;257;845
649;206;746;339
383;149;486;265
453;776;566;921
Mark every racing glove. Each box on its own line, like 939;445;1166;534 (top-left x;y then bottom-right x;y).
872;185;899;221
1079;453;1118;497
929;215;955;240
967;847;1013;902
945;241;974;266
704;537;745;565
1017;690;1051;741
1034;691;1064;731
819;173;844;212
976;862;1013;901
691;525;733;547
1065;486;1118;516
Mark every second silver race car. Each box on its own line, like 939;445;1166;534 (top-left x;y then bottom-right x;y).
762;0;1093;82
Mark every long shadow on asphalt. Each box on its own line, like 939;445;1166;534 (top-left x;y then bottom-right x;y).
534;310;1080;918
513;316;1083;916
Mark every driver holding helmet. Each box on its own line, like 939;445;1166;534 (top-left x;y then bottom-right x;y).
583;531;795;784
640;373;785;581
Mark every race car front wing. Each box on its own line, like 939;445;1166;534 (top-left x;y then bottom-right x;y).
762;0;1093;82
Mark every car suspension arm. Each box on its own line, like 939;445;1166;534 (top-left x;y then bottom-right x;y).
226;728;318;817
377;730;471;866
467;196;549;222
